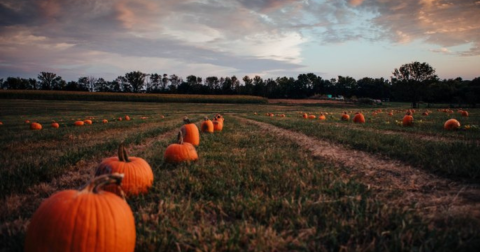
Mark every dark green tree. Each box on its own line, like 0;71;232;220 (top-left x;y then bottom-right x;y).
38;72;63;90
391;61;438;108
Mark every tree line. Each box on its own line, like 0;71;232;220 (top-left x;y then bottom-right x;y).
1;62;479;107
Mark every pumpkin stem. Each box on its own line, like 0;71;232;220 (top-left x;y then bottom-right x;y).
82;173;126;199
177;131;184;144
118;143;130;162
183;116;190;124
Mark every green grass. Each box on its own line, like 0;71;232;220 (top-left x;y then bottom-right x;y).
242;109;480;181
0;99;479;251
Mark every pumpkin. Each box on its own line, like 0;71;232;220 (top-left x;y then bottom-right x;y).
25;120;30;124
302;113;308;119
95;144;154;196
422;112;429;116
164;131;198;164
25;174;136;252
353;113;365;123
341;112;350;121
461;111;469;117
308;115;316;119
0;122;3;125
181;117;200;146
444;119;461;130
102;119;108;124
318;114;326;120
201;117;214;133
215;114;224;122
84;119;93;125
30;122;42;130
74;120;84;126
51;122;59;128
125;115;131;121
213;117;224;132
402;115;414;126
118;117;123;121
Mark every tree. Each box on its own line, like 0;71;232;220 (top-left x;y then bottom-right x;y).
78;76;98;92
392;62;438;108
149;73;162;92
125;71;146;93
38;72;63;90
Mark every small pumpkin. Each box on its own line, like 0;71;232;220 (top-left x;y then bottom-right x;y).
341;112;350;121
84;119;93;125
95;144;154;196
201;117;214;133
302;113;308;119
402;114;414;126
213;117;224;132
422;111;429;116
125;115;131;121
102;119;108;124
353;113;365;123
461;111;469;117
74;120;84;126
30;122;42;130
308;114;316;119
164;131;199;164
444;119;461;130
118;117;123;121
51;122;59;128
181;117;200;146
318;114;326;120
25;174;136;252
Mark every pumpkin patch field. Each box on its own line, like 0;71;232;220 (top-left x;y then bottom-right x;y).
1;99;480;251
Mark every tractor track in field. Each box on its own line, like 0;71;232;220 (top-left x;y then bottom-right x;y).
0;126;180;235
236;116;480;221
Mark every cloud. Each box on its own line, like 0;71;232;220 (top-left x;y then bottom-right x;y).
430;47;452;54
353;0;480;56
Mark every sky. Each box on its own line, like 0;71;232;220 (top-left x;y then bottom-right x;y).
0;0;479;82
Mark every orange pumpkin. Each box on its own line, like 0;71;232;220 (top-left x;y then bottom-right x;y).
201;117;214;133
0;121;3;125
353;113;365;123
308;115;316;119
84;119;93;125
302;113;308;119
51;122;59;128
402;115;414;126
181;117;200;146
164;132;198;164
422;112;429;116
118;117;123;121
25;174;136;252
125;115;131;121
341;112;350;121
213;117;224;132
74;120;84;126
461;111;469;117
444;119;461;130
30;122;42;130
102;119;108;124
95;144;154;196
25;120;30;124
318;114;326;120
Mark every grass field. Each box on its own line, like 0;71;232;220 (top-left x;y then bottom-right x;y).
0;99;479;251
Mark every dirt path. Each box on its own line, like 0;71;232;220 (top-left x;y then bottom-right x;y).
237;116;480;220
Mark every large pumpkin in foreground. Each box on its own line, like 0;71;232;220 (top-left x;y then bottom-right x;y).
402;114;414;127
25;174;136;252
95;144;154;196
181;117;200;146
164;131;198;164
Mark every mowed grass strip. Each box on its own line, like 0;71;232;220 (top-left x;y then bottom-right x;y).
126;116;478;251
244;114;480;181
0;116;188;198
